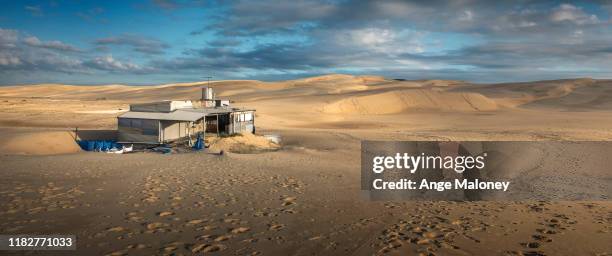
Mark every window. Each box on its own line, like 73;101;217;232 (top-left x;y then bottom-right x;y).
143;128;157;135
118;118;131;127
141;119;157;135
131;119;142;128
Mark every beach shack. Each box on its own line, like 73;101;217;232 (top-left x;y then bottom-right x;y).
117;88;255;143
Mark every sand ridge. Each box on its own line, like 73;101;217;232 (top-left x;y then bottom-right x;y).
0;74;611;255
1;74;612;155
0;130;81;155
207;133;280;153
322;89;499;114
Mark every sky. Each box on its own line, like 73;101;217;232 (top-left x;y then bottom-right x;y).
0;0;611;85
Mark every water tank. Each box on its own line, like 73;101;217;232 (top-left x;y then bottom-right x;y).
202;87;214;100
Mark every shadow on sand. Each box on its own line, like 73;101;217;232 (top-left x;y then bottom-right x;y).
74;129;118;141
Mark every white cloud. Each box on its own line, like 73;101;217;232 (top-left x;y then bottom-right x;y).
24;36;80;52
350;28;396;47
0;28;18;48
87;55;141;71
458;10;474;22
0;52;21;66
550;4;599;25
341;28;425;55
25;5;43;17
94;34;169;54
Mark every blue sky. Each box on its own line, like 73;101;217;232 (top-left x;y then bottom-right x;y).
0;0;611;85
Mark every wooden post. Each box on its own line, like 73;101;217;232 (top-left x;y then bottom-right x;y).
188;122;192;146
216;114;219;136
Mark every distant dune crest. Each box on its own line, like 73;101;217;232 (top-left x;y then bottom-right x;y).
0;74;611;156
322;90;498;114
0;74;610;112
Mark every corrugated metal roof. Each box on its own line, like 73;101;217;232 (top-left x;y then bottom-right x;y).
180;107;256;114
118;110;204;121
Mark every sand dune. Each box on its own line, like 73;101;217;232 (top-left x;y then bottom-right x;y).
207;133;280;153
452;78;612;110
524;80;612;111
296;74;385;84
0;74;611;255
1;74;612;154
322;89;499;114
0;130;81;155
4;75;609;113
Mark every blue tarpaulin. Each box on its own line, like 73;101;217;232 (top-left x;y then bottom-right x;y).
193;134;204;150
77;140;123;152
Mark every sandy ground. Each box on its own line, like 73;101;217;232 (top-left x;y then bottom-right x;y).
0;75;611;255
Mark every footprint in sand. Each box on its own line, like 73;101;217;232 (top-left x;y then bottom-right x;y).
214;235;232;242
280;208;297;214
126;216;143;222
191;219;206;224
142;195;159;203
281;196;297;206
196;225;218;231
157;211;174;217
268;223;285;231
253;210;273;217
196;234;214;241
160;241;182;252
191;243;226;253
106;226;127;232
243;238;259;243
222;218;242;224
230;227;250;234
126;244;148;249
145;222;169;233
146;222;167;229
520;242;541;249
185;219;206;226
106;250;128;256
532;234;552;242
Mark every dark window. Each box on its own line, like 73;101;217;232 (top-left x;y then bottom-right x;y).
141;120;157;135
142;128;157;135
131;119;142;128
118;118;130;127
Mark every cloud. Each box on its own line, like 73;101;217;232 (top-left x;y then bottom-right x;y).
25;5;43;17
339;28;425;54
350;28;395;47
147;1;612;82
0;28;83;72
76;7;105;22
3;1;612;84
400;39;612;73
0;52;21;66
156;43;328;71
0;28;19;49
151;0;208;10
458;10;474;22
24;36;81;52
94;34;169;54
206;0;336;36
550;4;600;25
87;0;612;83
84;55;142;72
0;28;142;75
